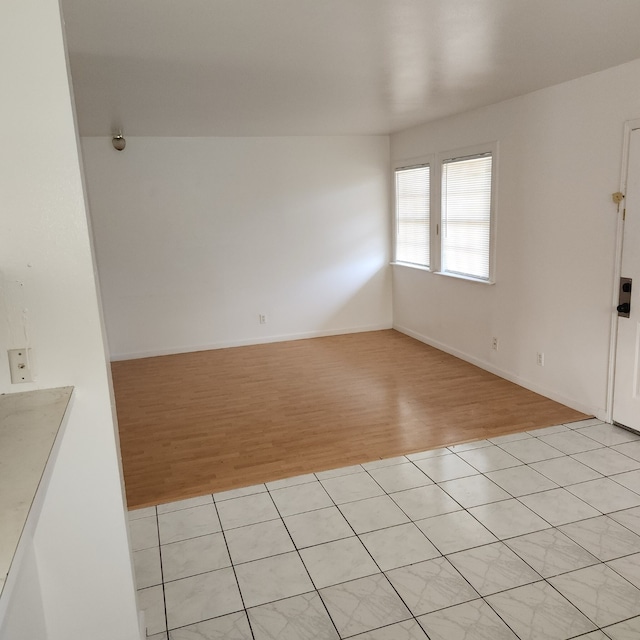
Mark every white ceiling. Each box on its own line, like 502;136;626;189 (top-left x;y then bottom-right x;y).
61;0;640;137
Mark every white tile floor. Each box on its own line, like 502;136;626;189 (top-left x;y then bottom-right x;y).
129;419;640;640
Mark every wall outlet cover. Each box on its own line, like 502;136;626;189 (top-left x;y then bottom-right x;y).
8;348;33;383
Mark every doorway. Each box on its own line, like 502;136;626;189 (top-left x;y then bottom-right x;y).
613;124;640;431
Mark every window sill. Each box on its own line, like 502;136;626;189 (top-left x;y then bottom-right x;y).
390;262;494;284
433;271;495;285
390;262;431;273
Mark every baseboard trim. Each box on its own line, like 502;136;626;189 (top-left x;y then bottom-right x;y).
394;324;603;419
110;323;394;361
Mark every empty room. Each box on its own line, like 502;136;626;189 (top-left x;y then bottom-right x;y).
3;1;640;639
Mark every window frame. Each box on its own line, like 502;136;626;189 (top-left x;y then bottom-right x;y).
392;142;497;285
391;154;439;273
392;157;434;269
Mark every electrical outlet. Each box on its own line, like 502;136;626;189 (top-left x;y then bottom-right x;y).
258;314;267;325
8;348;33;383
492;337;499;351
536;352;545;367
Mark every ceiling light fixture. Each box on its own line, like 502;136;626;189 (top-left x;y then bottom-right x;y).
112;131;126;151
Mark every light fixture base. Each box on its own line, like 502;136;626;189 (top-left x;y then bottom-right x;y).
112;133;126;151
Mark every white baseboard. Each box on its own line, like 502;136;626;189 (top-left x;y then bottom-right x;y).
394;324;603;419
110;323;393;361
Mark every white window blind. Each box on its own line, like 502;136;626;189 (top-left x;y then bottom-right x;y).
441;153;492;280
395;164;430;268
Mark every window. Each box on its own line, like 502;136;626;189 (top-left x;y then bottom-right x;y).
394;164;430;268
441;153;493;281
393;144;495;283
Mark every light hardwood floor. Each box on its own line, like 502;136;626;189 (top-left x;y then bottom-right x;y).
112;330;587;508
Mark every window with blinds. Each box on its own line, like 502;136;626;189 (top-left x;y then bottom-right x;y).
441;153;493;281
395;164;430;268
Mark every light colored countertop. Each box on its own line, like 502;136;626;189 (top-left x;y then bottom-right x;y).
0;387;73;596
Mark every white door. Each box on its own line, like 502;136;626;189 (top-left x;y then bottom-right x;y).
613;126;640;431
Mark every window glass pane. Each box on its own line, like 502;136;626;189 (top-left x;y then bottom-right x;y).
442;154;492;280
395;165;430;268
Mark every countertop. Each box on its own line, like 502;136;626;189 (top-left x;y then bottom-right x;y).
0;387;73;596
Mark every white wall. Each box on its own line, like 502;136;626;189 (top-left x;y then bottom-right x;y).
391;58;640;418
0;0;140;638
81;136;392;359
0;545;47;640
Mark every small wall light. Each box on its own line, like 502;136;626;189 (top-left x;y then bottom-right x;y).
112;132;126;151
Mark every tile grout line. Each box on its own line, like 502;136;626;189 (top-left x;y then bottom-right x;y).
374;481;529;640
269;463;466;635
311;468;425;632
478;429;640;634
262;486;344;639
285;463;420;637
372;428;640;635
156;505;169;638
349;452;541;638
210;496;257;640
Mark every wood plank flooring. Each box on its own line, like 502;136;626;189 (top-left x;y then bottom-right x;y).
112;330;587;509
